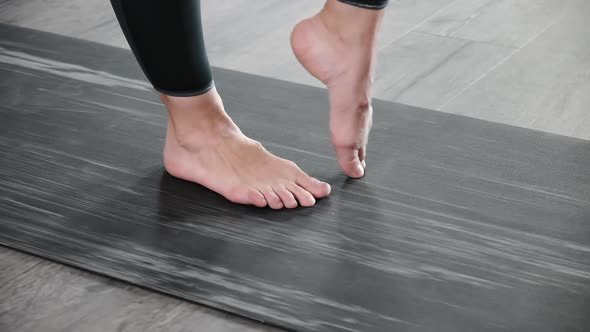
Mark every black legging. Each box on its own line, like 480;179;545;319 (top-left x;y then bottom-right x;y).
110;0;388;97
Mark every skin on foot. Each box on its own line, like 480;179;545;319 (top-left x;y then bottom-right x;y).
291;0;383;178
161;90;331;209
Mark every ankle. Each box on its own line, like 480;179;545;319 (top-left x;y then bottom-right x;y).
319;0;383;45
160;88;224;117
161;89;240;147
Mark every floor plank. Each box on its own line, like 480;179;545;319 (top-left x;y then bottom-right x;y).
439;1;590;140
374;31;515;109
415;0;570;47
0;247;282;332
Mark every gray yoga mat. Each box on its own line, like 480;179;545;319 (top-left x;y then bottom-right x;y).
0;24;589;332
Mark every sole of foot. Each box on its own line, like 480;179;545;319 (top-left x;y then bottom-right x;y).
291;1;382;178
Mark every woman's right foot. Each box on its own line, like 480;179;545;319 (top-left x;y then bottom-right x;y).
291;0;384;178
161;89;331;209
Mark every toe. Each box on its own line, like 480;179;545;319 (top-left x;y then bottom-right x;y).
359;146;367;169
334;146;364;178
296;173;331;198
227;187;267;207
287;183;316;207
247;188;267;208
275;185;298;209
359;146;367;163
263;187;284;209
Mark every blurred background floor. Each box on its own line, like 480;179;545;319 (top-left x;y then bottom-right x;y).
1;1;589;331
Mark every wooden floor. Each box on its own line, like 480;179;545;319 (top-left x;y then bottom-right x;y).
0;247;281;332
1;0;589;331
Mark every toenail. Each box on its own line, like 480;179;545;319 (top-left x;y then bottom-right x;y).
361;160;366;169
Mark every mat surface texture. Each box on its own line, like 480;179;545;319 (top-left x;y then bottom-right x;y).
1;24;589;332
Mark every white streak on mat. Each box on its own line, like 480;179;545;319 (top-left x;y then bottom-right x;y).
0;46;151;91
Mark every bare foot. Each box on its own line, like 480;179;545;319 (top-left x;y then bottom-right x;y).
291;0;384;178
162;89;331;209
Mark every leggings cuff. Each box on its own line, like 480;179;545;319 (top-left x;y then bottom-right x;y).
155;80;215;97
337;0;389;10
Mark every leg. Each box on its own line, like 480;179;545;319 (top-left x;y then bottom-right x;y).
110;0;330;208
291;0;387;178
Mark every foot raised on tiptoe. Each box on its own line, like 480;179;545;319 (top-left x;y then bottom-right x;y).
291;0;384;178
162;89;331;209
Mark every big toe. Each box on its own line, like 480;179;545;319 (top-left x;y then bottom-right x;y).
334;146;365;178
296;173;331;198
